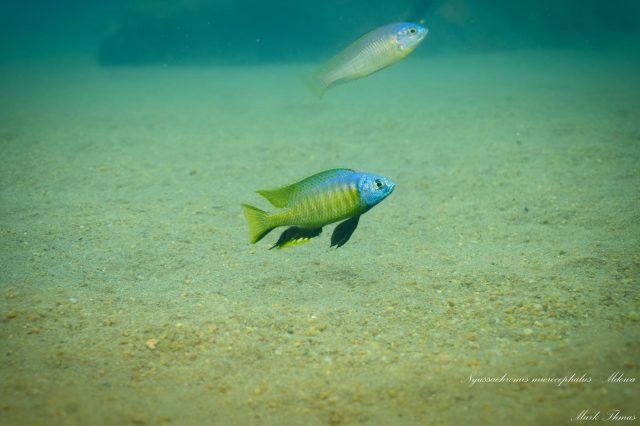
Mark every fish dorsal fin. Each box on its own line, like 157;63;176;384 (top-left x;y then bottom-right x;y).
257;168;355;208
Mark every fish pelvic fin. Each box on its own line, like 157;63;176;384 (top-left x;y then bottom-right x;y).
330;215;361;248
241;204;273;244
271;226;323;249
303;71;329;99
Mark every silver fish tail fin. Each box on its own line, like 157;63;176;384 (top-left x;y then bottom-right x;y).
241;204;273;244
303;71;329;98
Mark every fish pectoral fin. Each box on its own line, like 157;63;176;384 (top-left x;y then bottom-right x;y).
271;226;323;250
330;215;361;248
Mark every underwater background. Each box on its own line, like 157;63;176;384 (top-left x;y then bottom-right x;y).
1;1;639;425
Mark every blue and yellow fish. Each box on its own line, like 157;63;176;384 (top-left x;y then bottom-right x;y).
306;22;428;97
242;168;395;249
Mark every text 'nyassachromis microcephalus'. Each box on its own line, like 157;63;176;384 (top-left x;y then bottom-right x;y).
242;169;395;249
305;22;428;97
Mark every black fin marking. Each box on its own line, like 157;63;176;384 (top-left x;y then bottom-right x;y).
330;215;361;248
270;226;323;249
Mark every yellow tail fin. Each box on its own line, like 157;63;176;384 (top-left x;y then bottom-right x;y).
241;204;273;243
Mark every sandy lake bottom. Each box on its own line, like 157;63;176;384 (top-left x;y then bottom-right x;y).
1;49;639;425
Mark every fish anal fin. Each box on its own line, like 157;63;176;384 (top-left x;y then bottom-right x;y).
330;215;360;248
271;226;323;250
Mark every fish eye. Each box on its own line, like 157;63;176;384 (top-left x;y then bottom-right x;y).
374;179;384;189
408;27;417;35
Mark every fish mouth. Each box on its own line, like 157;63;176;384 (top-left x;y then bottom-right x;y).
417;28;428;43
387;180;396;194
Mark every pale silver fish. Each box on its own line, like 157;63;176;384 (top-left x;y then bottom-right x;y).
305;22;428;97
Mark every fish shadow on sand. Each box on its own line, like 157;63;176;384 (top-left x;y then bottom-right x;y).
258;263;373;293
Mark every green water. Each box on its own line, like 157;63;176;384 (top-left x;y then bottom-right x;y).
1;2;639;425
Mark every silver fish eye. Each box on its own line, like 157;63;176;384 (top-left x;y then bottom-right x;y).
408;27;417;35
375;179;384;189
